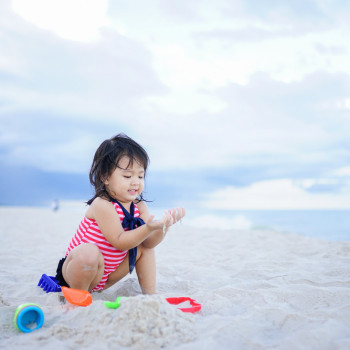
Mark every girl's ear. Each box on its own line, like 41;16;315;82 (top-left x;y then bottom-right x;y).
101;174;109;186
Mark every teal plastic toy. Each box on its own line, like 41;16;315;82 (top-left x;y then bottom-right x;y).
14;303;44;333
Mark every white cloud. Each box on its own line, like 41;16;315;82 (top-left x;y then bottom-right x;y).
6;134;97;173
332;167;350;177
203;179;350;210
112;2;350;117
1;0;350;187
140;89;227;115
345;99;350;110
150;43;252;88
11;0;109;42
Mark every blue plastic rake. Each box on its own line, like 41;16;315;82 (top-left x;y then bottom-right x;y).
38;274;61;293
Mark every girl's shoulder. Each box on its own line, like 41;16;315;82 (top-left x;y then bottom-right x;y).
88;196;108;208
134;200;149;219
86;196;114;219
134;199;147;210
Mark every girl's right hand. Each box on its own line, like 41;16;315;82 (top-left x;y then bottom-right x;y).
145;211;174;231
145;207;185;231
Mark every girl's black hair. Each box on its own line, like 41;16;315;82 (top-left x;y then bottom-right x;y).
86;133;150;205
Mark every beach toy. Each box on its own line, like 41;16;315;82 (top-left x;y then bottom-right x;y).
166;297;201;313
14;303;44;333
38;274;92;306
61;286;92;307
105;296;126;309
38;274;61;293
104;296;201;313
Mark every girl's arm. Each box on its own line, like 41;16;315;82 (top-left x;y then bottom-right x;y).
138;201;186;248
88;197;168;251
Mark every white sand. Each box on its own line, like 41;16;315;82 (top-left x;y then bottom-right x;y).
1;205;350;349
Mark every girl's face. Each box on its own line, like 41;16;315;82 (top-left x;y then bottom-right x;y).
104;156;145;205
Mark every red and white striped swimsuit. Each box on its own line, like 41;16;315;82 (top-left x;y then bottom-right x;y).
65;202;140;291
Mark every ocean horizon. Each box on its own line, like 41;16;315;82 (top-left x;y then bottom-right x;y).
182;208;350;242
1;202;348;243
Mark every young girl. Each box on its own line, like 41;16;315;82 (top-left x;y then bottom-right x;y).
55;133;185;294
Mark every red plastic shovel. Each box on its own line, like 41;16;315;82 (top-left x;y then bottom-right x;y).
166;297;201;313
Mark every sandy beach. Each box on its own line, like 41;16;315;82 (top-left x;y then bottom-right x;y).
1;204;350;349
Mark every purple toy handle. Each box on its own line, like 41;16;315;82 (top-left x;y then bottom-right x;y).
38;274;61;293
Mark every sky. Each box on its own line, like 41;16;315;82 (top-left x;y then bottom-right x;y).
1;0;350;212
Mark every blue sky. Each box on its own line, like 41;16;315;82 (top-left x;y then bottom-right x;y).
1;0;350;211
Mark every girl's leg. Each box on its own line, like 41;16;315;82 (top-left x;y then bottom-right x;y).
135;245;156;294
62;243;104;291
103;245;156;294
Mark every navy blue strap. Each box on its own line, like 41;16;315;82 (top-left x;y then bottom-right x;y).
111;199;145;273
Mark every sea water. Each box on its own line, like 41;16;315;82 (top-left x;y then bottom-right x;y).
154;207;350;242
52;202;350;242
225;210;350;242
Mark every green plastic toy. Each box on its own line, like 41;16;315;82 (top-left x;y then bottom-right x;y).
104;296;127;309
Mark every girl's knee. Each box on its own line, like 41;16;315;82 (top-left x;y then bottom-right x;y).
63;244;104;291
138;244;155;258
68;244;103;268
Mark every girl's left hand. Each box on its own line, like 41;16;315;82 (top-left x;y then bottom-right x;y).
165;207;186;226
